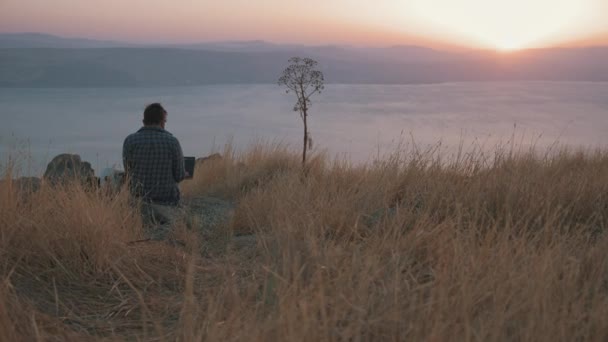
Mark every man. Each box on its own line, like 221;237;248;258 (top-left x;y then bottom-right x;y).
123;103;187;237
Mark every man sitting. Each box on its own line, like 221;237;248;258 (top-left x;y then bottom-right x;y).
122;103;187;239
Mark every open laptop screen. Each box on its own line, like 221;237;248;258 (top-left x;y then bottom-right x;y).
184;156;195;179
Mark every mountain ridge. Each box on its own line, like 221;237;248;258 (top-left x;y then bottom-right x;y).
1;33;607;87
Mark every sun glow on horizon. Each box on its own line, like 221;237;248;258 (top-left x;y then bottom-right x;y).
0;0;606;49
410;0;595;51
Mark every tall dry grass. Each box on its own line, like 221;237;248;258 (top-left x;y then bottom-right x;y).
1;142;608;341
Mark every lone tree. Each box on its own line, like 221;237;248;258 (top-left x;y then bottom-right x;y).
278;57;324;166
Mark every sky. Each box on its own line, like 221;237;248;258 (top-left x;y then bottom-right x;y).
1;0;607;50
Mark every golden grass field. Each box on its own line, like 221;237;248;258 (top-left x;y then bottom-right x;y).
1;142;608;341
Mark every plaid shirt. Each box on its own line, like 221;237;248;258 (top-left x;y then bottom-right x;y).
122;126;185;205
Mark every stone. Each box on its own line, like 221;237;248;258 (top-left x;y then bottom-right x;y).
44;154;96;186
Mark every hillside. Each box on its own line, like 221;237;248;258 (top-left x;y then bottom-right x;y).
1;143;608;340
1;33;608;86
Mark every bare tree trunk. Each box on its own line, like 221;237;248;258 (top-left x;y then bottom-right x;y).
302;111;308;166
299;86;308;167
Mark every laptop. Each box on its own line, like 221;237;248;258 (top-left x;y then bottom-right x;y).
184;156;195;179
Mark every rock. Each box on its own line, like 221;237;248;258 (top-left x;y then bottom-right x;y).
44;154;96;186
195;153;222;168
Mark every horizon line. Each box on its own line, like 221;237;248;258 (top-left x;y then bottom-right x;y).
2;31;608;52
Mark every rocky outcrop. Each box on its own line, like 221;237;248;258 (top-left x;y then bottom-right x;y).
44;154;96;186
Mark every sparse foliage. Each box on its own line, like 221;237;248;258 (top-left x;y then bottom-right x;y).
278;57;324;165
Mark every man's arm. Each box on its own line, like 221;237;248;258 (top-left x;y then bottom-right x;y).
122;137;132;174
172;138;186;183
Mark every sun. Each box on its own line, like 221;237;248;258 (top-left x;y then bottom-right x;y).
410;0;590;51
495;41;525;52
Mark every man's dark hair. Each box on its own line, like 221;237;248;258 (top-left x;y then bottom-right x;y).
143;103;167;125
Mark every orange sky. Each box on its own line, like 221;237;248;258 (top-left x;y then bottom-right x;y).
1;0;607;50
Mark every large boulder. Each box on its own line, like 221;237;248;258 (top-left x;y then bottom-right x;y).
44;154;96;186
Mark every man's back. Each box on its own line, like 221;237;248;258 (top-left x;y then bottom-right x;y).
123;126;185;205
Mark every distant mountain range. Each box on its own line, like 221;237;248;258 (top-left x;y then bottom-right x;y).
1;33;607;87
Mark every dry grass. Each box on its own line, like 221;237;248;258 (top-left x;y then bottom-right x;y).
1;142;608;341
